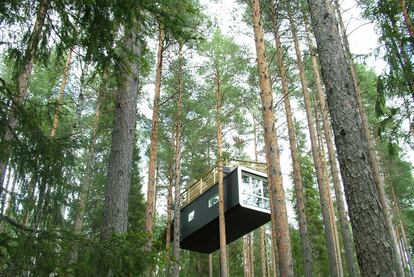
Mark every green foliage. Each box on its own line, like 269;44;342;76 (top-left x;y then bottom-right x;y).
357;0;414;147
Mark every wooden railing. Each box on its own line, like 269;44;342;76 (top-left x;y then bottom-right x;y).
180;159;267;208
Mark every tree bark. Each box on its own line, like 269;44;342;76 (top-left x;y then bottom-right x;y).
50;49;73;137
400;0;414;42
208;253;213;277
314;104;344;277
101;25;140;242
165;164;174;276
215;66;229;277
0;0;49;196
385;160;414;276
334;3;406;275
0;165;12;215
304;20;359;276
268;1;313;275
242;235;251;277
172;43;184;277
74;91;102;234
253;118;269;277
307;0;401;275
5;173;17;216
145;25;165;251
288;6;342;276
250;0;294;276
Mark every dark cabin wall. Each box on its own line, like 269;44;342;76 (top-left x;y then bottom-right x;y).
180;167;239;239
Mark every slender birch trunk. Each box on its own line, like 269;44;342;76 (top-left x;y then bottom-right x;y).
145;25;165;251
172;43;184;277
268;1;313;275
250;0;294;275
307;0;401;275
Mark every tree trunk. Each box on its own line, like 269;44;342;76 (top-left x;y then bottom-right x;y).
5;173;17;216
288;7;342;276
244;236;251;277
253;117;269;277
400;0;414;42
100;25;140;242
304;20;358;276
268;1;313;275
250;0;294;275
215;66;229;277
209;253;213;277
50;49;73;137
165;164;174;276
74;91;103;233
385;159;414;276
334;3;405;275
314;105;344;277
307;0;401;275
0;0;49;195
259;227;268;277
172;43;184;277
145;25;165;251
0;165;12;215
250;234;255;277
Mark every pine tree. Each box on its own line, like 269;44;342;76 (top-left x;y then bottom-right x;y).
250;0;294;275
307;0;401;274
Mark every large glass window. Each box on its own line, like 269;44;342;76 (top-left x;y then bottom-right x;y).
240;172;270;210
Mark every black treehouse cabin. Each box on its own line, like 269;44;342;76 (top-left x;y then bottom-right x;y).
179;161;271;253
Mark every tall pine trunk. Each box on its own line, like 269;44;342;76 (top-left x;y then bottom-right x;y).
215;67;229;277
50;49;73;137
100;25;140;241
268;1;313;275
69;83;103;264
144;25;165;250
335;3;405;275
165;163;174;275
304;19;358;276
314;104;344;277
288;6;342;276
400;0;414;43
172;43;184;277
253;118;269;277
307;0;400;275
0;0;49;195
250;0;294;275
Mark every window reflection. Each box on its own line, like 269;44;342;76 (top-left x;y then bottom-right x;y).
241;172;269;210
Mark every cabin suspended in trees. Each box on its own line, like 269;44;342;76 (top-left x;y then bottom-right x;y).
175;160;271;253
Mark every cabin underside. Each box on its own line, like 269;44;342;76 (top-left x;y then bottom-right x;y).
180;204;271;253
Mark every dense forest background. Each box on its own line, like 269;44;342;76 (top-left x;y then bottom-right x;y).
0;0;413;276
